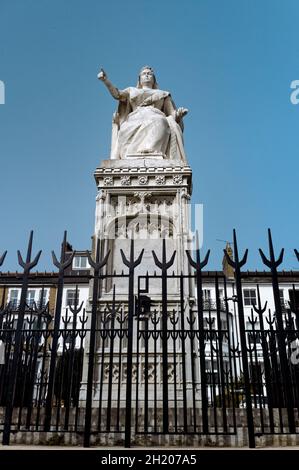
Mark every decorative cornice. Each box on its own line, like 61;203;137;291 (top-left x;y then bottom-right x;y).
95;165;192;175
94;165;192;192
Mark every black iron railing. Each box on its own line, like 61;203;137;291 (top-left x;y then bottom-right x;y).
0;229;298;448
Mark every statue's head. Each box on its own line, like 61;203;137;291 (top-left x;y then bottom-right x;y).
137;66;158;89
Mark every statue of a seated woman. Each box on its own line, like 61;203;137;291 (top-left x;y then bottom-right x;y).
98;66;188;161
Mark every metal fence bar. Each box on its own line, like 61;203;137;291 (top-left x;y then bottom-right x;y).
3;231;41;445
259;229;295;432
121;239;143;448
223;229;255;448
179;273;188;433
44;232;73;431
152;238;175;434
186;240;210;434
83;240;109;447
215;275;228;433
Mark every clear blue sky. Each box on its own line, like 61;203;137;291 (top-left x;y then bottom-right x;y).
0;0;298;271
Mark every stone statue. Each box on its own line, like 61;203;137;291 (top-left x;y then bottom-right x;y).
98;66;188;161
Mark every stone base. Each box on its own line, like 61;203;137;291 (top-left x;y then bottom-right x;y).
125;153;165;160
3;407;299;448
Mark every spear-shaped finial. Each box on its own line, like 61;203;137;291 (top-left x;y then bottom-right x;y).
223;229;248;270
186;230;210;270
259;228;284;269
121;238;144;270
152;238;176;271
52;231;75;272
17;231;42;271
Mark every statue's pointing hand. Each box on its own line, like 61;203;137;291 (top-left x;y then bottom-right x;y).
97;68;107;82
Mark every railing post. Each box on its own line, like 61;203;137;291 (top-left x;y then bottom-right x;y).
105;286;121;432
64;290;84;430
224;229;255;448
253;286;275;433
83;240;109;447
3;232;41;445
44;232;74;431
121;239;144;448
259;229;295;432
186;234;210;434
152;238;176;434
215;274;228;433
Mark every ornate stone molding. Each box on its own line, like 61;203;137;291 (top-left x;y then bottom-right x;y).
94;162;192;194
155;175;166;185
95;165;191;175
173;174;183;185
138;175;148;185
134;191;152;198
134;191;152;203
96;189;107;201
120;175;131;186
103;176;113;186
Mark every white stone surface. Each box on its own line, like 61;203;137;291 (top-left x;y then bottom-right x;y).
98;66;188;162
93;159;193;293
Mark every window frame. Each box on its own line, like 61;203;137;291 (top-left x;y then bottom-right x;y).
72;256;90;270
65;289;80;307
243;288;257;306
9;289;20;309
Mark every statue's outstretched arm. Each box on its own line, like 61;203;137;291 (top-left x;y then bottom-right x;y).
97;68;128;101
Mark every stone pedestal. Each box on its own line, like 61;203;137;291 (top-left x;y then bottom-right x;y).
94;157;193;294
79;156;196;403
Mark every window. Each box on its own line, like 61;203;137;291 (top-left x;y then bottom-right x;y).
73;256;89;270
289;289;299;311
38;289;48;308
26;289;36;307
243;289;257;306
279;289;288;312
203;289;211;301
249;364;262;383
203;289;211;308
205;360;220;384
9;289;19;309
246;321;261;343
220;319;228;330
65;289;80;307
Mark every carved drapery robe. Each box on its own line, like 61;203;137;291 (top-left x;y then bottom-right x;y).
110;87;186;162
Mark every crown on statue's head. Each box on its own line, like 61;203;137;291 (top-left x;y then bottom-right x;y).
139;65;154;74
